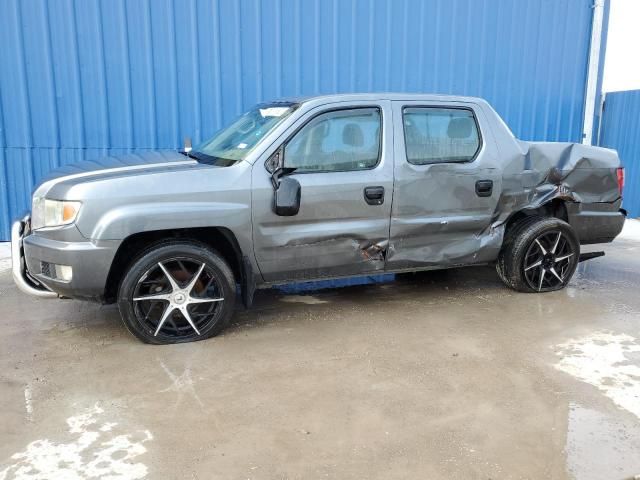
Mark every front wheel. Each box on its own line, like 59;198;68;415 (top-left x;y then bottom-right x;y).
117;241;236;344
497;217;580;293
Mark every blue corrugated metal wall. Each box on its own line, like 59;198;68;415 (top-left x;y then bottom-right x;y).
0;0;599;240
599;89;640;218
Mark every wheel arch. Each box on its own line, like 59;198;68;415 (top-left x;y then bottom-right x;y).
104;227;255;306
503;198;570;239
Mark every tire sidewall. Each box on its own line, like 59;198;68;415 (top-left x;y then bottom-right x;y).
117;242;236;344
521;221;580;292
500;217;580;293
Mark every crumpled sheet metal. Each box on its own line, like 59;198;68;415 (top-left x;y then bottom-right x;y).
494;141;620;226
385;141;621;270
261;234;388;281
261;140;621;278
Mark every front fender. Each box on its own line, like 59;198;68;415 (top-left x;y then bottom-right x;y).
83;201;252;250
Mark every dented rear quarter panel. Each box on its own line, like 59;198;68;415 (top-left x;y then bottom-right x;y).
24;94;625;294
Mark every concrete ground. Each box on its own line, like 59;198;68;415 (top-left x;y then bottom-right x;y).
1;223;639;480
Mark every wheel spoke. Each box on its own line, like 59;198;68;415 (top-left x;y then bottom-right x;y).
551;232;561;254
538;268;546;291
525;259;542;271
535;239;547;255
179;306;201;335
134;257;223;339
549;267;564;283
523;229;576;292
133;293;171;302
187;297;224;305
555;253;574;262
185;263;206;295
154;304;176;336
158;262;180;291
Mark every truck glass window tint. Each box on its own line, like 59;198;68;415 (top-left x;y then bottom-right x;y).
403;107;480;164
285;108;381;172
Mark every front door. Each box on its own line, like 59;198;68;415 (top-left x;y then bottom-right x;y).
252;101;393;282
387;100;502;270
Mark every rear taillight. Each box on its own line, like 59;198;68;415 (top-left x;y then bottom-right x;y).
616;167;625;196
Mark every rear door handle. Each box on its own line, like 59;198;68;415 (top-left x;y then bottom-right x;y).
475;180;493;197
364;186;385;205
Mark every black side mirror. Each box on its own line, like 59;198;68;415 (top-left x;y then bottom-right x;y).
274;176;301;216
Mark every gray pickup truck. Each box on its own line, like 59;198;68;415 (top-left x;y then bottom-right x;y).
12;94;625;344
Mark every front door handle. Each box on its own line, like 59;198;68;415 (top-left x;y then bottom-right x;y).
364;186;385;205
475;180;493;197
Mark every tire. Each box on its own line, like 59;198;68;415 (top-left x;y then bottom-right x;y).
496;216;580;293
117;240;236;344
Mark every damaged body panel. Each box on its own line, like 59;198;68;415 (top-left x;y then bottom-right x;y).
387;100;504;270
251;99;394;282
385;99;624;270
13;93;626;343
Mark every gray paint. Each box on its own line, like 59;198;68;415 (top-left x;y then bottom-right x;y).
251;99;394;281
18;94;625;302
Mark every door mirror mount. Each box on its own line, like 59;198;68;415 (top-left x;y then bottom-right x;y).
265;147;283;175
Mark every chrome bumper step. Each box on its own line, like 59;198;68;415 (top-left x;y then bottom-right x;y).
11;216;57;298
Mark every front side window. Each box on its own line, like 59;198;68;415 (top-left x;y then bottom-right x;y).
193;102;298;163
403;107;480;165
284;107;381;172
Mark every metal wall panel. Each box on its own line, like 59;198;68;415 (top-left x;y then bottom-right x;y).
0;0;598;240
599;89;640;218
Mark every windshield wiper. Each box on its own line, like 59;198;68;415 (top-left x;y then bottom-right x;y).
181;149;240;167
179;150;198;160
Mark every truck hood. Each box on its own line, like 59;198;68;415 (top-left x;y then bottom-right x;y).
33;150;199;198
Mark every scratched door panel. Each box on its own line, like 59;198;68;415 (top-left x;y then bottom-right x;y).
251;101;394;282
387;100;503;270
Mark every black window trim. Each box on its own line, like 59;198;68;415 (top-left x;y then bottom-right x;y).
268;105;384;174
401;105;483;166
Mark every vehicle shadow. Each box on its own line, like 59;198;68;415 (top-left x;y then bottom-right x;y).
227;265;505;333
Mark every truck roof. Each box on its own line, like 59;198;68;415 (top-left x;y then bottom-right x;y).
277;92;489;105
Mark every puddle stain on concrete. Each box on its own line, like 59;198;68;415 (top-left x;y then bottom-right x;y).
23;386;33;423
0;405;152;480
278;295;329;305
565;403;640;480
555;331;640;420
158;361;204;410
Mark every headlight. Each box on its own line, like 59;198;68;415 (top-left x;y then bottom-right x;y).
32;197;82;230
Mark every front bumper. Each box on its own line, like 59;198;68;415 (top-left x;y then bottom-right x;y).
12;216;120;301
11;216;57;298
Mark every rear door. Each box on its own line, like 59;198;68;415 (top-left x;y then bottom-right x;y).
252;100;394;282
387;100;502;270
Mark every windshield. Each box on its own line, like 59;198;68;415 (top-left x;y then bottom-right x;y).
192;102;299;163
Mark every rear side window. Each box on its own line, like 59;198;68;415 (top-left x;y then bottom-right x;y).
284;107;381;172
403;107;480;165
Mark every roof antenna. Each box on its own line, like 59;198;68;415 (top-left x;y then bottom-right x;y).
183;137;192;153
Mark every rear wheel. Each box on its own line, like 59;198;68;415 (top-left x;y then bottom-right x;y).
497;217;580;293
117;241;236;344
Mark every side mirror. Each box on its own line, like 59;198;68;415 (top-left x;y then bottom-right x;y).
274;177;301;216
